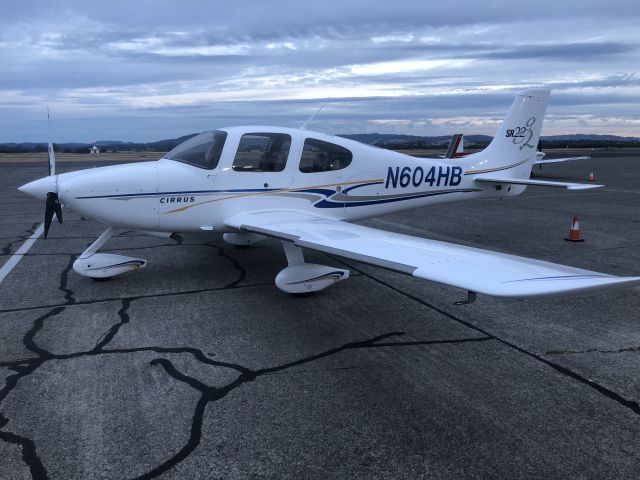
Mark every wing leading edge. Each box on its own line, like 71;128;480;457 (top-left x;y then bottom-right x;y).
225;212;640;298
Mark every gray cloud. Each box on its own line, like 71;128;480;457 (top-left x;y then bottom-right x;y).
0;0;639;141
471;42;638;61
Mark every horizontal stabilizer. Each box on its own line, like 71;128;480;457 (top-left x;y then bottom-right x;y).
534;156;590;165
225;211;640;299
475;177;602;190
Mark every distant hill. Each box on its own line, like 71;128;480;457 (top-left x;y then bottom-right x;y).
0;133;200;154
541;134;640;142
339;133;640;150
339;133;493;148
1;132;638;154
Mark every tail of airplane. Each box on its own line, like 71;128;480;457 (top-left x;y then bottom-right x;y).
465;89;600;191
466;89;550;179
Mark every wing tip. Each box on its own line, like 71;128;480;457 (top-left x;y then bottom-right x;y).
497;275;640;298
567;184;604;190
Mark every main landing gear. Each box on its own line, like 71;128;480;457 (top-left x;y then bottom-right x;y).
72;227;147;280
275;241;349;295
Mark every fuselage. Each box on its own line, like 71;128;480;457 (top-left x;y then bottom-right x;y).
50;126;525;233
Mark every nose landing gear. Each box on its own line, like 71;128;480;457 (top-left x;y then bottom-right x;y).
73;227;147;280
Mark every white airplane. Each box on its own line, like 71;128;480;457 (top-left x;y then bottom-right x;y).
18;89;640;303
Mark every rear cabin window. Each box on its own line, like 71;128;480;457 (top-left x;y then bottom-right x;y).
232;133;291;172
299;138;352;173
163;130;227;170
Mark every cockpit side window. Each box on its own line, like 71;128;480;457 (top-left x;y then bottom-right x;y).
163;130;227;170
299;138;352;173
232;133;291;172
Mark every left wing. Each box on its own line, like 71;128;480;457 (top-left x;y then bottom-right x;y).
225;212;640;298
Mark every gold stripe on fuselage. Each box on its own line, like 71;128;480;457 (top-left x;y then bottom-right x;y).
163;178;384;214
464;157;529;175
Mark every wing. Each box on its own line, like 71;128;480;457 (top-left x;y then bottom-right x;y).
225;212;640;298
533;156;590;165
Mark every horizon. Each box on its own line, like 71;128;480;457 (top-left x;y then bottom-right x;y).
1;1;638;142
3;131;638;148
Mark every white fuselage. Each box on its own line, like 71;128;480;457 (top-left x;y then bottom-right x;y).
55;126;525;233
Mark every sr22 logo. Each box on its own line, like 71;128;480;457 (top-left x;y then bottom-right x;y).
506;116;536;150
385;166;463;189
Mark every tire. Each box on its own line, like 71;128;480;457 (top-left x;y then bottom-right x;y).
291;292;315;298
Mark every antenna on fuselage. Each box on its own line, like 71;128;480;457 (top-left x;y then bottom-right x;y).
300;103;328;130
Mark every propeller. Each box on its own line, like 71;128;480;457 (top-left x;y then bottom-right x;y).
44;191;63;238
44;107;61;239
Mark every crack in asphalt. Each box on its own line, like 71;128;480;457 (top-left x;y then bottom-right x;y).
0;281;275;315
0;248;490;479
0;235;252;477
59;255;76;305
0;223;497;478
544;345;640;355
0;240;253;316
1;222;40;256
4;330;488;480
332;257;640;417
0;402;48;479
93;298;133;352
136;332;491;480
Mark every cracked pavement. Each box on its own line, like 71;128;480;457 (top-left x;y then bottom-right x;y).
1;152;640;479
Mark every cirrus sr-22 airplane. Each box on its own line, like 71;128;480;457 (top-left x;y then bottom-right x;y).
18;89;640;303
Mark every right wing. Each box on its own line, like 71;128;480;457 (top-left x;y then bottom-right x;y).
226;211;640;298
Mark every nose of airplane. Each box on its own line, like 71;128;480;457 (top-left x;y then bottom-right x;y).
18;175;57;200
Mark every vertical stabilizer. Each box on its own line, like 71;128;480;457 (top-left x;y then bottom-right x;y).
468;89;550;179
444;133;464;158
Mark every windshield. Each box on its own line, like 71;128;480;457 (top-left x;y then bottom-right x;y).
163;130;227;169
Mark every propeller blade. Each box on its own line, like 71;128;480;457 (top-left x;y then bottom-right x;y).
54;197;63;223
47;107;56;176
44;192;55;239
48;142;56;176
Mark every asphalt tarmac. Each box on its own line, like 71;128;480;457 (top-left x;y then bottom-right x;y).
1;149;639;479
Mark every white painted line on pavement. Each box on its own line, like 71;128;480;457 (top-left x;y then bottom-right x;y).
0;223;44;285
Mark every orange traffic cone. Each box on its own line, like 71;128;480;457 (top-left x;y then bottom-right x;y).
565;214;585;242
588;172;595;182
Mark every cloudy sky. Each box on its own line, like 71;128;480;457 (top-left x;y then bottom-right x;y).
0;0;638;142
